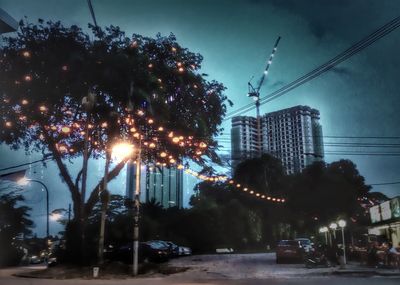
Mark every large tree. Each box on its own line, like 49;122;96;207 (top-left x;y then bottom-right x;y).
0;20;228;258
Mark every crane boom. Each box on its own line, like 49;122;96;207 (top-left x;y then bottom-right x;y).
256;36;281;93
246;36;281;158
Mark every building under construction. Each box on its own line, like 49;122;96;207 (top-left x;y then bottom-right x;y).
231;105;324;174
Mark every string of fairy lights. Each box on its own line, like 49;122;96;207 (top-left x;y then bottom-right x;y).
2;47;285;204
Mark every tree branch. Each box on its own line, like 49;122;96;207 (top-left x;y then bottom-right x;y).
43;130;81;215
75;169;83;189
84;158;128;216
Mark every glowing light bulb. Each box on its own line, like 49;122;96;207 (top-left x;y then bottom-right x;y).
168;132;174;138
149;142;156;148
61;126;71;133
236;184;241;188
243;188;248;191
196;151;202;155
199;142;207;148
178;67;184;73
169;158;176;164
137;110;144;116
171;47;177;52
21;99;28;105
62;65;68;71
101;122;108;128
172;137;180;143
22;51;31;58
160;152;167;158
58;145;67;152
148;63;153;68
24;75;32;82
130;127;136;132
39;105;47;112
158;126;164;131
5;121;12;127
148;119;154;124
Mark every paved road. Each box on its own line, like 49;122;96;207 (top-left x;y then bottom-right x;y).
1;253;400;285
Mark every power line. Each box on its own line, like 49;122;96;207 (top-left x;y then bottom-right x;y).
224;16;400;120
370;181;400;186
0;157;53;173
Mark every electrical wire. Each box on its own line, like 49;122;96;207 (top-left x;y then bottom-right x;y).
224;16;400;120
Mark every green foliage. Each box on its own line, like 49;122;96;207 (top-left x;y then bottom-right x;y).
0;19;228;261
0;192;33;266
234;154;286;195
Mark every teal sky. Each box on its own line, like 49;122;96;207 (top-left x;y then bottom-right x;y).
1;0;399;235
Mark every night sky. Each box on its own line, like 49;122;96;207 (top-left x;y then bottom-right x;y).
1;0;399;236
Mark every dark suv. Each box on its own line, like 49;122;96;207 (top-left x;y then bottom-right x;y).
276;240;305;263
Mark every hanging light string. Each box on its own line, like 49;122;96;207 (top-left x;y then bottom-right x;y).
2;49;285;204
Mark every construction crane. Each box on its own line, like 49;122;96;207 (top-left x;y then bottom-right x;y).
247;36;281;156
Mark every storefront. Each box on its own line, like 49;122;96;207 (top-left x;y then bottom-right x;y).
368;197;400;246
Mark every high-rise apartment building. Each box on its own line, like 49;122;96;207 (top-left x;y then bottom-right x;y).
231;105;324;174
126;164;184;208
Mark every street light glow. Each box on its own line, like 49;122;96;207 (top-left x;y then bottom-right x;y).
329;222;338;230
112;143;134;161
50;213;62;221
17;177;29;186
319;226;328;233
338;219;346;228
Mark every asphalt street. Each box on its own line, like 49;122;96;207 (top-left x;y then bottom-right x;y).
1;253;400;285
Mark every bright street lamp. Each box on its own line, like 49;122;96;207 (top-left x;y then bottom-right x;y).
329;222;338;230
112;142;135;161
319;226;329;244
338;219;347;264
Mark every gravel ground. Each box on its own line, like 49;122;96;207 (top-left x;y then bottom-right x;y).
167;253;335;279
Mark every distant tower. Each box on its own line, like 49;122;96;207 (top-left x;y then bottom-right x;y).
126;164;183;208
231;105;324;174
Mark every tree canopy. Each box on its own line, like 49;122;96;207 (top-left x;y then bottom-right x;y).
0;20;228;221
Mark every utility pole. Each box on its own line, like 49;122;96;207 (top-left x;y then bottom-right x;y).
247;36;281;157
98;151;111;265
132;138;142;276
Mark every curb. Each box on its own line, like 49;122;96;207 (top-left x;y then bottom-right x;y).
332;270;400;277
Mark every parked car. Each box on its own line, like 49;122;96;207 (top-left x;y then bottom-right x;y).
116;241;170;264
178;246;192;256
276;240;305;263
165;241;180;257
295;238;313;252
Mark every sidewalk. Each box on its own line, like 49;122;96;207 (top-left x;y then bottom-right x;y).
332;261;400;276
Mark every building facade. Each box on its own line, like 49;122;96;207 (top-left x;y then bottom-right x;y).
231;105;324;174
125;164;184;208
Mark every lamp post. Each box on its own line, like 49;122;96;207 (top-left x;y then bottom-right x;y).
329;222;337;243
18;178;50;263
132;138;142;276
319;226;329;245
338;219;347;264
18;178;49;239
97;142;134;265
